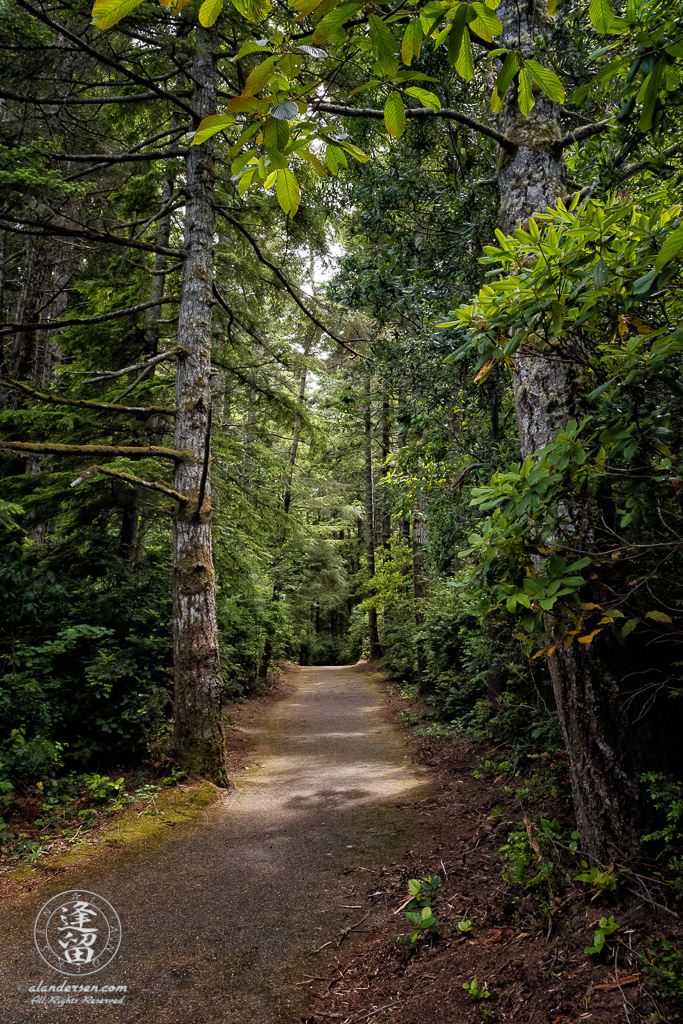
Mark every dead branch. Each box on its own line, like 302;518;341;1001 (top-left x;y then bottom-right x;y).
70;464;188;502
75;346;189;385
2;379;175;416
0;296;180;335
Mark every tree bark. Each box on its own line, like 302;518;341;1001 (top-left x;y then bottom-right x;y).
364;378;381;658
412;487;428;692
495;0;643;861
172;24;227;786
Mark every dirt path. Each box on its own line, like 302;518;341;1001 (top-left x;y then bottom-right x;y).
0;666;428;1022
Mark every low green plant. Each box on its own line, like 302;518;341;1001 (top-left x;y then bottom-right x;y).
642;772;683;897
163;767;188;787
82;774;125;805
400;875;443;944
574;863;621;892
462;977;490;1000
457;919;472;934
640;940;683;1014
585;915;619;956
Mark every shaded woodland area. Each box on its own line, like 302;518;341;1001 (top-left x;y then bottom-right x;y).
2;0;683;968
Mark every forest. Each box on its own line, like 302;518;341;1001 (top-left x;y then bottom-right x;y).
1;0;683;939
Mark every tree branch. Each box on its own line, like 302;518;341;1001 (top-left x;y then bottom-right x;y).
618;140;683;181
0;88;192;106
0;296;180;334
52;149;188;163
555;118;613;151
214;206;362;357
313;101;513;150
0;217;183;258
74;346;189;385
70;464;188;502
1;379;175;416
15;0;194;116
0;441;189;460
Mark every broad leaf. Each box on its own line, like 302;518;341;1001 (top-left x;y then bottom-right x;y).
92;0;144;29
313;3;363;43
199;0;223;26
518;67;534;116
384;91;406;137
242;56;278;96
270;100;299;120
524;59;565;102
190;114;236;146
589;0;614;32
276;167;300;216
655;222;683;271
401;19;423;65
231;0;271;21
404;86;441;111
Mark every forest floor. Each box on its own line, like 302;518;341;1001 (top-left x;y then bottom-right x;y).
1;664;681;1023
0;664;428;1022
303;663;683;1024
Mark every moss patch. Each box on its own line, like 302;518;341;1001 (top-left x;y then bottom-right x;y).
2;780;223;885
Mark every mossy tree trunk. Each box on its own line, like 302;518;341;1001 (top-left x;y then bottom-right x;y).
172;25;227;787
495;0;644;862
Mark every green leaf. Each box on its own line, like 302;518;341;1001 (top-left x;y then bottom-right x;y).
325;144;347;174
231;0;271;21
421;906;433;920
404;86;441;111
593;257;609;288
408;879;421;894
190;114;236;146
524;59;565;103
402;19;423;66
589;0;614;32
405;911;421;925
276;167;300;216
621;618;639;638
470;2;502;41
199;0;223;26
518;68;534;116
242;56;278;97
645;610;673;624
633;268;656;296
638;60;664;132
384;91;406;137
455;26;474;80
447;5;468;71
91;0;144;30
491;51;519;112
654;222;683;271
313;2;363;43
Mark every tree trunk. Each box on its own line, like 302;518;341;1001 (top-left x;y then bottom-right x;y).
412;487;428;691
364;379;381;658
172;24;227;786
259;362;308;680
495;0;643;861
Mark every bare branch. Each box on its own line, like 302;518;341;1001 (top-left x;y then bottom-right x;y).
555;118;613;151
618;140;683;181
70;464;188;502
215;207;362;358
313;101;513;150
0;217;183;258
15;0;194;116
0;296;180;335
78;346;189;385
2;379;175;416
0;88;192;106
52;149;188;164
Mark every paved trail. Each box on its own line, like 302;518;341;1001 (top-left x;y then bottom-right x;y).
0;666;427;1023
